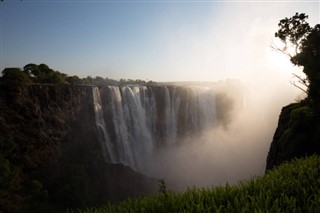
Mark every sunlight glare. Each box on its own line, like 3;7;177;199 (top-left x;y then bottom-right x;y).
267;38;300;74
271;38;297;57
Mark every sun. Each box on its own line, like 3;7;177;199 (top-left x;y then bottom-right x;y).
283;44;297;57
267;38;299;73
267;48;293;72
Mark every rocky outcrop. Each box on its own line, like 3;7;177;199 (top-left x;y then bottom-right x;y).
266;101;320;171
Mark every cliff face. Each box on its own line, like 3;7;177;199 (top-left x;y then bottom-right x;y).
266;101;320;171
0;84;156;213
1;84;93;168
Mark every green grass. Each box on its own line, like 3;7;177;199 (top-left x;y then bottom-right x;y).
73;155;320;213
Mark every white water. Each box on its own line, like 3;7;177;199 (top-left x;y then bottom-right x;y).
92;87;116;163
92;85;222;173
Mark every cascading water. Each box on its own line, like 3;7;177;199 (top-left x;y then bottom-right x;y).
92;85;222;173
92;87;116;163
108;86;153;171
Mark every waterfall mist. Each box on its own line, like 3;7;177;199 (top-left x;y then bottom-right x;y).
92;79;300;191
148;80;300;190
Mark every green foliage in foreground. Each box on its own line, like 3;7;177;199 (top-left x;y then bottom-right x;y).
75;155;320;213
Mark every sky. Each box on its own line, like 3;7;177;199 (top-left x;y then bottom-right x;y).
0;0;319;82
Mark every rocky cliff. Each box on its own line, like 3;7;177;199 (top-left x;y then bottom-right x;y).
0;84;156;213
266;101;320;171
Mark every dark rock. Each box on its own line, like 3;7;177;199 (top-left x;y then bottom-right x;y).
266;101;320;171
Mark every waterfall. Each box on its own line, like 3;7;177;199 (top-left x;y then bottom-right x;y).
107;86;153;171
92;85;221;173
164;86;177;144
92;87;116;163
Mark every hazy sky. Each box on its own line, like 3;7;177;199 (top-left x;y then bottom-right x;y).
0;0;319;82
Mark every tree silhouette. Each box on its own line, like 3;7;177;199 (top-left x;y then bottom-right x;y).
275;13;320;108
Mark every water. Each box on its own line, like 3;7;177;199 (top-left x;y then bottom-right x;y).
92;87;116;162
92;85;219;173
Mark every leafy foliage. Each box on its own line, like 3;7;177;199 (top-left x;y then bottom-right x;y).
75;155;320;213
275;13;311;55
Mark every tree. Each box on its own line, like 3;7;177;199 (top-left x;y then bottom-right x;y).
0;68;31;103
23;63;65;84
66;75;82;84
1;68;31;84
275;13;320;108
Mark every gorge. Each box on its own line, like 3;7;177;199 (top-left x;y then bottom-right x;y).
0;79;293;211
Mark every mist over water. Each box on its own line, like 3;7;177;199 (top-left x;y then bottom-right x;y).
92;77;301;191
146;80;300;190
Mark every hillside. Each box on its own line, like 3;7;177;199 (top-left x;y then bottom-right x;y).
77;155;320;213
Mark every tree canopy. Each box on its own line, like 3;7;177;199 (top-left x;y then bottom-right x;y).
275;13;320;108
1;63;157;87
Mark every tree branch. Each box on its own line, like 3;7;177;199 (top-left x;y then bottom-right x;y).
290;73;309;94
270;40;293;58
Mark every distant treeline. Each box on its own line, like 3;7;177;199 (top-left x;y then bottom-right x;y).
0;63;157;86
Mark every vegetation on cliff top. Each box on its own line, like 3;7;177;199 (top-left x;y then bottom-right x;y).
0;63;156;88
